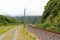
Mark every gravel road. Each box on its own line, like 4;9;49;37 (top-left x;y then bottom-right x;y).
0;27;18;40
0;26;39;40
12;27;19;40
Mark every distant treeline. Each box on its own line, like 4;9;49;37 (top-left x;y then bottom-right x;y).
12;16;41;24
0;15;41;26
0;15;19;26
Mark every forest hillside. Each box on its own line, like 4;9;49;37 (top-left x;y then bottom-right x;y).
37;0;60;32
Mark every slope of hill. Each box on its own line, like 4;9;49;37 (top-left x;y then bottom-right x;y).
12;16;41;24
0;15;17;26
37;0;60;32
25;16;41;24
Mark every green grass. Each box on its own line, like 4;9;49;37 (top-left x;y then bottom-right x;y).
19;25;36;40
36;23;60;32
2;27;16;40
0;25;15;35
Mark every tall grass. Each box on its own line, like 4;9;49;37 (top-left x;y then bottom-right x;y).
0;25;15;35
18;25;36;40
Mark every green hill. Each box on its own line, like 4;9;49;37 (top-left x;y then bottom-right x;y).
37;0;60;32
12;16;41;24
0;15;18;26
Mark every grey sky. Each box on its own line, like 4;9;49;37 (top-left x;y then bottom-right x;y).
0;0;49;16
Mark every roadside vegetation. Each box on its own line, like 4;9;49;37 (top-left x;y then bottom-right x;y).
18;25;36;40
1;27;16;40
0;25;15;36
0;15;19;36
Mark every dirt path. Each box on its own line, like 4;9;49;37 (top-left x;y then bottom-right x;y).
0;27;16;40
1;25;59;40
0;27;18;40
12;27;19;40
0;26;37;40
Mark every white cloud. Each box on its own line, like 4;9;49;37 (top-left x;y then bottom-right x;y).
0;0;49;16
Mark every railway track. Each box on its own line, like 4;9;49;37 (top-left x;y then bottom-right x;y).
25;26;60;40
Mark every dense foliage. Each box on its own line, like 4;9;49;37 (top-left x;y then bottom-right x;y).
0;15;18;26
42;0;60;23
37;0;60;32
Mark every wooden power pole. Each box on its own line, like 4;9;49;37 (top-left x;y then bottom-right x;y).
24;8;26;28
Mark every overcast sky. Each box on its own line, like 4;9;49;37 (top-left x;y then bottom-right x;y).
0;0;49;16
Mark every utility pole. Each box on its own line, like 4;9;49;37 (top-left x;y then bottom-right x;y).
24;8;26;28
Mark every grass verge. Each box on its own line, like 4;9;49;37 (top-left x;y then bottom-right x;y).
2;27;16;40
18;25;36;40
0;25;15;35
